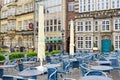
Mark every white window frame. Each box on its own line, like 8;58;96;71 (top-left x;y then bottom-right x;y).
102;20;110;31
85;36;92;49
77;36;84;49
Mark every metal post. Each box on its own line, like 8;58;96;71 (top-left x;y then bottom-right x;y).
10;34;12;53
61;29;64;54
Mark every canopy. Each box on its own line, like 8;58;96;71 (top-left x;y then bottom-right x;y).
45;38;62;43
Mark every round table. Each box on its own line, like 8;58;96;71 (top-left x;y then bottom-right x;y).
91;66;113;71
79;76;113;80
0;65;15;68
96;61;111;65
0;65;16;75
23;61;36;64
18;70;42;77
43;63;61;68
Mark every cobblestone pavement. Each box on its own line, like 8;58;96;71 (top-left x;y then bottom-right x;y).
0;61;120;80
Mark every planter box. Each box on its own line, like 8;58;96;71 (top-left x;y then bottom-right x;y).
0;61;4;65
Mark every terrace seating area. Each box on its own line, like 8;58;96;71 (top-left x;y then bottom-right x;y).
0;51;120;80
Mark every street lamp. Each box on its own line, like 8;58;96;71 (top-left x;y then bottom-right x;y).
61;29;64;54
10;34;12;53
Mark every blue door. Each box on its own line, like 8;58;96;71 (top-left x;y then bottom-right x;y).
101;39;111;52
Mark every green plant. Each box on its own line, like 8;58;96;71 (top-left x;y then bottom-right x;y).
27;52;37;58
0;54;5;61
9;52;24;60
0;50;8;54
50;50;60;55
45;51;49;55
111;44;114;51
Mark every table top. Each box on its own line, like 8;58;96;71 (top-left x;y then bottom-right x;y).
79;76;113;80
96;61;111;64
43;63;61;68
0;65;15;68
18;70;42;77
23;61;36;64
91;66;113;71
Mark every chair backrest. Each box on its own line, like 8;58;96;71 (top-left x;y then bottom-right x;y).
77;58;83;65
0;68;4;78
2;75;14;80
71;61;79;69
99;56;107;61
110;58;119;69
80;63;88;76
18;63;24;71
48;68;57;80
62;61;70;72
46;55;51;63
85;70;107;77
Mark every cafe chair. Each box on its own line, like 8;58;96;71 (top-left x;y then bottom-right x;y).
2;75;14;80
0;68;4;78
57;61;70;78
110;58;120;70
84;70;107;77
48;68;57;80
79;63;89;76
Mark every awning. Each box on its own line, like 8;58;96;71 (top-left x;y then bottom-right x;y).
45;38;62;43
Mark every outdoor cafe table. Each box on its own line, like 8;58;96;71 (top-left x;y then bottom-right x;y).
96;61;111;65
0;65;16;74
91;66;113;71
0;65;16;68
23;61;36;64
79;76;113;80
43;63;61;68
18;70;42;78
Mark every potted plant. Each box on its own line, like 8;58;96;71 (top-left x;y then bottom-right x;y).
0;54;6;65
111;44;114;52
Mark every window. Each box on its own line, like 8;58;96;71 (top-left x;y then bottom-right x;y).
54;26;57;31
68;2;74;11
18;6;22;14
114;36;120;49
77;22;83;32
85;37;92;48
1;25;4;33
117;0;120;8
85;21;91;31
24;4;29;13
29;2;33;11
77;37;83;48
24;20;28;30
8;22;11;30
95;37;98;47
114;19;120;30
112;1;115;8
102;20;109;31
95;21;98;31
11;8;15;16
11;21;15;30
18;21;22;31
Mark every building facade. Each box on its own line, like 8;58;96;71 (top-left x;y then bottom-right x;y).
0;0;68;53
37;0;67;52
1;0;34;52
65;0;75;52
75;0;120;52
